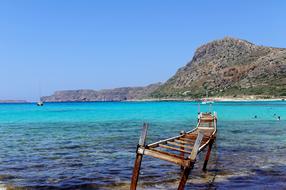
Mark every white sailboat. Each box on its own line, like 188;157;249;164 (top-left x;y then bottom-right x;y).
36;82;44;106
37;101;44;106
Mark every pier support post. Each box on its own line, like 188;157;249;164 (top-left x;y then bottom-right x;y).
130;151;143;190
130;123;148;190
203;138;214;171
178;162;194;190
177;131;204;190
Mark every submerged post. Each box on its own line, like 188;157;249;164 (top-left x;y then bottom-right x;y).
203;138;214;171
178;131;204;190
130;123;148;190
177;164;193;190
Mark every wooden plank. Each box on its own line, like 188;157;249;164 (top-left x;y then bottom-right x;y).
202;118;213;121
167;141;193;149
159;144;192;154
138;123;148;146
185;133;197;137
184;135;197;140
198;127;214;130
147;127;198;148
179;137;195;142
143;149;189;167
149;148;184;159
175;139;194;145
180;131;186;163
189;131;204;160
201;138;209;143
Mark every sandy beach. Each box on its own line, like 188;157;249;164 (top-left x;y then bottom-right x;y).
127;96;285;102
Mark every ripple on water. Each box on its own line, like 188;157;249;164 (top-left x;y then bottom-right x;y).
0;102;286;189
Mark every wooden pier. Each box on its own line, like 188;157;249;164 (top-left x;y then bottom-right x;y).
130;112;217;190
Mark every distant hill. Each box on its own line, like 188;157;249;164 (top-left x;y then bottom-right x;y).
42;37;286;102
151;37;286;98
0;100;28;103
41;83;161;102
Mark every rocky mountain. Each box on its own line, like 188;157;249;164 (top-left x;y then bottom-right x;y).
151;37;286;98
42;37;286;102
41;83;161;102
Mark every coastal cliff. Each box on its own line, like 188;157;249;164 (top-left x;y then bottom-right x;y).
42;37;286;102
41;83;161;102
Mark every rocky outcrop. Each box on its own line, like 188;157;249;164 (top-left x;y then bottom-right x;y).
151;37;286;98
41;83;161;102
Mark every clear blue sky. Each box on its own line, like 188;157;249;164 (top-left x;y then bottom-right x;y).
0;0;285;101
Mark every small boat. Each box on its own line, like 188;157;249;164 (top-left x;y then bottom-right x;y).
37;101;44;106
201;100;214;104
201;90;214;104
36;83;44;106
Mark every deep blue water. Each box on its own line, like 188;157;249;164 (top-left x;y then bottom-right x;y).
0;101;286;189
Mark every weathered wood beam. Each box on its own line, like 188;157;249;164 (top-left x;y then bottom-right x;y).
147;128;198;148
149;148;184;159
180;131;186;170
175;139;194;145
167;141;193;149
130;153;143;190
130;123;149;190
177;164;194;190
189;131;204;160
138;123;148;146
177;131;204;190
185;134;197;138
159;144;192;154
143;148;190;167
179;137;195;142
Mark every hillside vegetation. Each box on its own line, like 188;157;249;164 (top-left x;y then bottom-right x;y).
151;37;286;98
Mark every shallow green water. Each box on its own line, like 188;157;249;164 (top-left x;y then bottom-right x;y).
0;101;285;189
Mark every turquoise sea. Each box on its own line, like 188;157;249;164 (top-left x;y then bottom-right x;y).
0;101;286;189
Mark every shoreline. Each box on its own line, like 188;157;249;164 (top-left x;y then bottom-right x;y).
126;96;285;102
1;96;285;104
41;97;285;103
